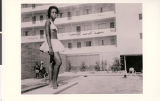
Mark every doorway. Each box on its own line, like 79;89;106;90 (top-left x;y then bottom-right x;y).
120;55;143;73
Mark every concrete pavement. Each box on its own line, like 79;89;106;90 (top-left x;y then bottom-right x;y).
22;71;142;94
61;75;142;94
21;72;80;94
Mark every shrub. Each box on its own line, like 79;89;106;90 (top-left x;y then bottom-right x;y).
111;58;121;72
66;61;72;72
80;62;87;72
95;61;100;71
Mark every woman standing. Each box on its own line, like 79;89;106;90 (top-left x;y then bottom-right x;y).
40;6;64;89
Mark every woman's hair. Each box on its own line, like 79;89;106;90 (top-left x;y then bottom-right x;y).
47;6;59;18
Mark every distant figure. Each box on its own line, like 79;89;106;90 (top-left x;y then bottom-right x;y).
34;63;40;78
129;67;135;73
40;61;47;78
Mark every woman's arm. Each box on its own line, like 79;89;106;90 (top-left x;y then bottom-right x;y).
45;20;54;55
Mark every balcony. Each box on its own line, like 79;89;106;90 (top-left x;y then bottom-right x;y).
21;28;116;43
55;11;115;24
22;5;50;13
21;11;115;28
21;35;45;43
21;4;82;14
58;28;116;40
21;21;45;28
62;45;118;55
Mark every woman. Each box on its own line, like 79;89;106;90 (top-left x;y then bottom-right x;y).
40;6;64;89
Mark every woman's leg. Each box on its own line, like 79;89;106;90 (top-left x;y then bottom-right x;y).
48;55;54;86
52;52;62;88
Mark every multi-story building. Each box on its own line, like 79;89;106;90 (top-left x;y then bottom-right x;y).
21;3;142;78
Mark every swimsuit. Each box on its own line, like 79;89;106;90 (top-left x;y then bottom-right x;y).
40;20;64;53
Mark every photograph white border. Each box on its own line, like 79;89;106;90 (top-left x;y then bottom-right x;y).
2;0;160;101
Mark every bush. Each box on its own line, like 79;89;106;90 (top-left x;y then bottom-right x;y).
95;61;100;71
111;58;121;72
66;61;72;72
80;62;87;72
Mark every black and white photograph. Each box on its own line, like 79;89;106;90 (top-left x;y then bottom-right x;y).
21;3;143;94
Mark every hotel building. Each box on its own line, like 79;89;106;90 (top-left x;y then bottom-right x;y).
21;3;142;78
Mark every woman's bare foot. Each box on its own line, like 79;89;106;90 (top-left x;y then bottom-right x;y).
48;81;53;87
52;82;58;89
52;84;58;89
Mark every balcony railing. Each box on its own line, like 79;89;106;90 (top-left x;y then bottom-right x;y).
21;11;115;28
21;4;82;14
21;28;116;43
58;28;116;40
21;35;45;43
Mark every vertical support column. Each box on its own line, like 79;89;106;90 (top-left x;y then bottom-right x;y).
124;56;127;73
123;55;127;78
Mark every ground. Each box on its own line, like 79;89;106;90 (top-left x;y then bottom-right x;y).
23;72;142;94
61;75;142;94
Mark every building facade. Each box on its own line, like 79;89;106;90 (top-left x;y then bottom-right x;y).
21;3;142;78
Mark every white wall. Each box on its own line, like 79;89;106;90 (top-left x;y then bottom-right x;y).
116;3;142;55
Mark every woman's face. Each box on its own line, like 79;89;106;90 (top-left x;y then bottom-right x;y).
50;8;58;19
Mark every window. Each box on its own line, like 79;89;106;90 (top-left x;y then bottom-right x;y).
140;33;142;39
86;9;89;14
102;40;104;45
40;15;43;22
76;11;80;16
22;4;28;8
139;13;142;20
68;12;71;17
76;26;81;32
22;17;30;22
86;41;92;47
84;25;91;31
84;9;91;15
24;31;28;36
77;42;81;48
40;30;44;39
98;23;107;29
32;16;36;24
110;37;116;45
32;4;36;8
110;22;115;28
67;12;71;19
58;27;65;33
100;7;103;12
68;43;72;48
59;13;63;18
65;25;72;32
